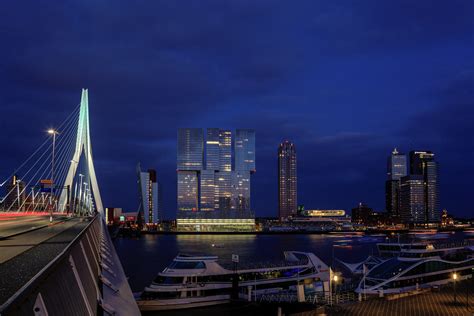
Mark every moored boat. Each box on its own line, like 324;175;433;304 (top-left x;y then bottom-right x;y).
357;241;474;295
136;251;330;311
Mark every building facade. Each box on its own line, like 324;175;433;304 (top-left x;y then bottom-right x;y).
404;151;440;223
385;148;407;217
137;165;160;224
399;175;425;223
278;141;297;219
176;128;256;231
351;203;374;225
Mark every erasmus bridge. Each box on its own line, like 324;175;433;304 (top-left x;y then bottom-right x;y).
0;90;139;315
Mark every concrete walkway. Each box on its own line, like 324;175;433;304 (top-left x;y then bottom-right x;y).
332;284;474;316
0;218;88;305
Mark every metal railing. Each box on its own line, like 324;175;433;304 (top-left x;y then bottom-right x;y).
0;215;139;316
258;291;357;305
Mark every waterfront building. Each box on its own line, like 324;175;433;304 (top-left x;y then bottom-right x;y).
278;141;297;219
398;151;440;224
293;209;351;226
399;175;425;223
409;150;434;175
351;203;373;225
105;207;123;224
388;148;407;180
177;128;203;171
177;170;198;211
440;209;454;227
385;148;407;217
235;129;256;173
205;128;220;171
137;165;160;224
176;128;255;231
177;128;203;212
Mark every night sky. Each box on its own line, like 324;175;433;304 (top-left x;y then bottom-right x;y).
1;1;473;219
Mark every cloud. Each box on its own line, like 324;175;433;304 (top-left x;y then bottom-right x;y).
0;1;473;218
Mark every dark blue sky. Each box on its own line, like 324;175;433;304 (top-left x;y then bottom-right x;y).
1;1;473;219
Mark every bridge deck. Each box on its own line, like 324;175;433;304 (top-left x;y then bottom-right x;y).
0;216;88;305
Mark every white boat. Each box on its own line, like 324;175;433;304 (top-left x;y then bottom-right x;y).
464;229;474;237
136;251;330;311
377;240;471;257
357;241;474;295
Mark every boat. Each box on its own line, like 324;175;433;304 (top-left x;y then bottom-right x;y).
338;255;388;275
136;251;330;311
464;229;474;237
356;241;474;295
377;240;472;257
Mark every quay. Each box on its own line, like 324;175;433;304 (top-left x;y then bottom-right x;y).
332;283;473;316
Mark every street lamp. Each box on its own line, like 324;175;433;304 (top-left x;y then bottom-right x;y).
83;182;88;216
453;272;458;305
77;174;84;215
47;129;59;222
333;275;339;304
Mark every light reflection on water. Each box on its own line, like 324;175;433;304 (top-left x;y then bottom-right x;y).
114;231;468;292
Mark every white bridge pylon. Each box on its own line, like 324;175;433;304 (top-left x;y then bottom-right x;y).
59;89;103;215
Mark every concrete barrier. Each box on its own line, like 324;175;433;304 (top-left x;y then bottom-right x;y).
0;215;139;316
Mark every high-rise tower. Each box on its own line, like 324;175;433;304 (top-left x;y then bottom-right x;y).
385;148;407;217
278;141;297;219
398;150;440;223
176;128;256;231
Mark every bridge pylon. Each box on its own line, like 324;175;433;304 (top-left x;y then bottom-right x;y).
58;89;103;215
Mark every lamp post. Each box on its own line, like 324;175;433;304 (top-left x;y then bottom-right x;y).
47;129;59;222
333;274;339;305
453;272;458;305
69;160;78;213
15;178;22;211
83;182;88;216
77;174;84;215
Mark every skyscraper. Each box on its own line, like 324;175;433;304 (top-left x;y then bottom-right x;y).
177;170;198;211
387;148;407;181
177;128;203;171
177;128;203;212
235;129;256;173
176;128;256;231
409;151;440;223
399;175;425;223
137;165;159;224
409;151;434;175
385;148;407;216
205;128;220;171
278;141;297;219
398;150;440;224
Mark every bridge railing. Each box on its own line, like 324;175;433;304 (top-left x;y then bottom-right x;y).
0;215;139;316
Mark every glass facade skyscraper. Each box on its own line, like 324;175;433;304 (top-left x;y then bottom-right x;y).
205;128;220;171
177;128;203;171
278;141;297;219
396;150;440;224
176;128;255;231
137;165;160;224
400;175;425;223
235;129;256;173
385;148;407;217
387;148;407;180
177;170;198;211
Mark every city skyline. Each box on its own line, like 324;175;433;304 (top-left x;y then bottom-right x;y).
1;1;473;219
